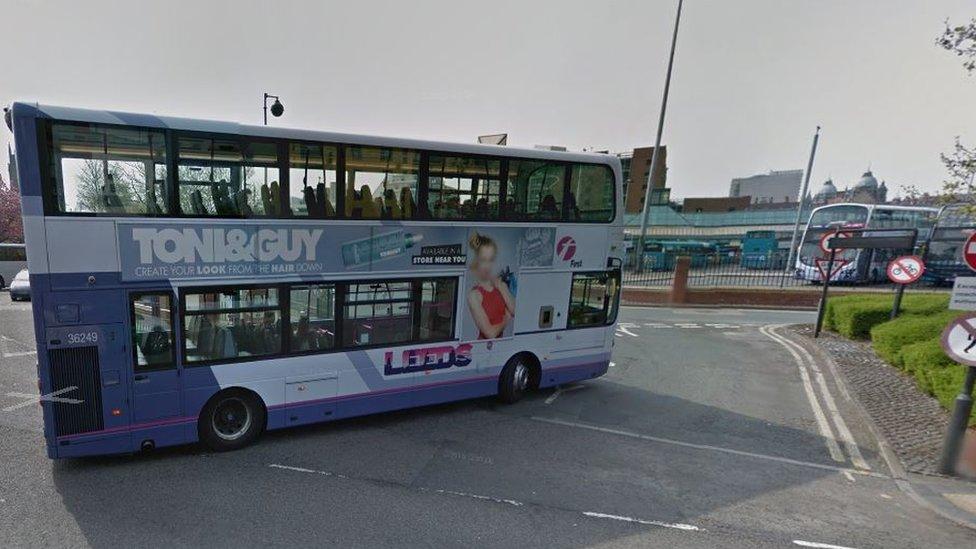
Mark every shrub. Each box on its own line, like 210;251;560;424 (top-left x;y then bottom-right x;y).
870;310;959;367
899;338;975;426
825;293;949;339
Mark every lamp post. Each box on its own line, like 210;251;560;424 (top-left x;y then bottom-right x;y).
636;0;683;272
263;93;284;126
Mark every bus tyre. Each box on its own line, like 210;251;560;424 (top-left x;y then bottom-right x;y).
498;356;530;404
199;390;265;452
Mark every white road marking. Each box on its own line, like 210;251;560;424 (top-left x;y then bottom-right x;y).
616;323;640;337
544;384;584;405
674;323;701;328
269;463;348;479
1;350;36;358
608;361;616;368
758;325;845;464
704;323;740;329
531;416;887;478
581;511;699;531
429;489;523;507
765;325;870;471
843;470;856;483
643;322;672;328
3;386;83;411
793;540;857;549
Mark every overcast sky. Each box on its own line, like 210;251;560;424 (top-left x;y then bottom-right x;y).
2;0;974;199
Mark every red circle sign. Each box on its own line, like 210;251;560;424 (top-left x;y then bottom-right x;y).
819;231;848;254
964;233;976;272
886;255;925;284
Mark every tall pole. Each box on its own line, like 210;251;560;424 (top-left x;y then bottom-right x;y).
636;0;683;272
786;126;821;272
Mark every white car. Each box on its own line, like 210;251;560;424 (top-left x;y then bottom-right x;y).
9;269;30;301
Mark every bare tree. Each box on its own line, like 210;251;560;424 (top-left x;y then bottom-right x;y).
936;19;976;206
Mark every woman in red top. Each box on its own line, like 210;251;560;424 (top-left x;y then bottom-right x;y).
466;232;516;339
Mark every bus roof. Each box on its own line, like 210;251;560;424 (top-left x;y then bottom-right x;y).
12;102;620;168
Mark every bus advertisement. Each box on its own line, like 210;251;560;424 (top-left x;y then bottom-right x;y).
10;103;623;458
795;203;937;283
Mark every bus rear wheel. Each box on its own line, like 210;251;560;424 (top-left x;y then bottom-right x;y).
498;355;531;404
199;389;265;452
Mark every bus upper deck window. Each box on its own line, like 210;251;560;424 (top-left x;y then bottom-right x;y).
49;123;168;216
344;146;420;220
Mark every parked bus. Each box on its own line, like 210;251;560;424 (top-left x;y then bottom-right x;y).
9;103;623;458
922;204;976;285
0;242;27;289
739;230;784;269
642;240;713;271
795;203;937;283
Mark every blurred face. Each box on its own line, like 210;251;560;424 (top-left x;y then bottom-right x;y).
472;245;497;281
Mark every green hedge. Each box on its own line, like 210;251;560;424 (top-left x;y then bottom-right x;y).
870;310;959;366
825;293;949;339
825;292;976;426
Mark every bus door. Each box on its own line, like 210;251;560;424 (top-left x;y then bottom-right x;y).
128;292;181;423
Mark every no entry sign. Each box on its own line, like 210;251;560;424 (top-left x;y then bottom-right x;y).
964;233;976;272
886;255;924;284
941;313;976;367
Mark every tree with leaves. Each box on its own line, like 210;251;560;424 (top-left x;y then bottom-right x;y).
0;173;24;243
937;19;976;203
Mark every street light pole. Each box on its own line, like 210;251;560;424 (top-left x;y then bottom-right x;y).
636;0;683;272
786;126;821;272
263;93;284;126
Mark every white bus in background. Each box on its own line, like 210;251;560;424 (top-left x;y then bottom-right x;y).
795;203;937;283
0;242;26;289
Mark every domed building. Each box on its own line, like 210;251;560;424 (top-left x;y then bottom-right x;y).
813;179;838;202
811;170;888;205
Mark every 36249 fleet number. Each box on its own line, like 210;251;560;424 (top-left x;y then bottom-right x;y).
66;332;98;344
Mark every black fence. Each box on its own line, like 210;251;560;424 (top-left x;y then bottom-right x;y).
623;248;951;292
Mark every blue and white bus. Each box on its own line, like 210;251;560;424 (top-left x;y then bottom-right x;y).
922;204;976;285
9;103;623;458
795;203;937;283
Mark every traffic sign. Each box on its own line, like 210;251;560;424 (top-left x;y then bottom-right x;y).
815;258;849;281
941;313;976;367
819;231;849;254
963;232;976;272
886;255;924;284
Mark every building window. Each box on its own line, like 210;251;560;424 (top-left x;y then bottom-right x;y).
49;123;168;215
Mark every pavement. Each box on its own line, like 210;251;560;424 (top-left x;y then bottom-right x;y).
2;295;976;548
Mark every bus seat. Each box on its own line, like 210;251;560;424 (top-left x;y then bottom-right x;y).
261;183;273;214
384;189;401;219
321;185;336;217
190;190;208;215
235;189;253;217
303;185;319;217
269;181;281;215
360;186;380;218
400;188;415;218
345;185;357;217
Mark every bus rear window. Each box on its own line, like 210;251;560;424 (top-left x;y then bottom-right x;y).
47;123;168;215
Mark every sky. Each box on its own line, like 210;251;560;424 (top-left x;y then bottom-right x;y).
2;0;975;200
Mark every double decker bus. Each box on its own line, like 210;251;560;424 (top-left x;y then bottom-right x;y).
795;203;937;283
922;204;976;285
9;103;623;458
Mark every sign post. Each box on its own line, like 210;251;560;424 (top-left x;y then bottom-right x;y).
813;229;841;338
938;313;976;475
886;255;924;319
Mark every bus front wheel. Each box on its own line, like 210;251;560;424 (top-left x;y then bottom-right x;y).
199;389;266;452
498;355;532;404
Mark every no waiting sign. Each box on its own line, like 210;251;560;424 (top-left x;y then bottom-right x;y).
886;255;924;285
941;313;976;367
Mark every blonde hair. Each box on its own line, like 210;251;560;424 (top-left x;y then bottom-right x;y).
468;231;497;254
